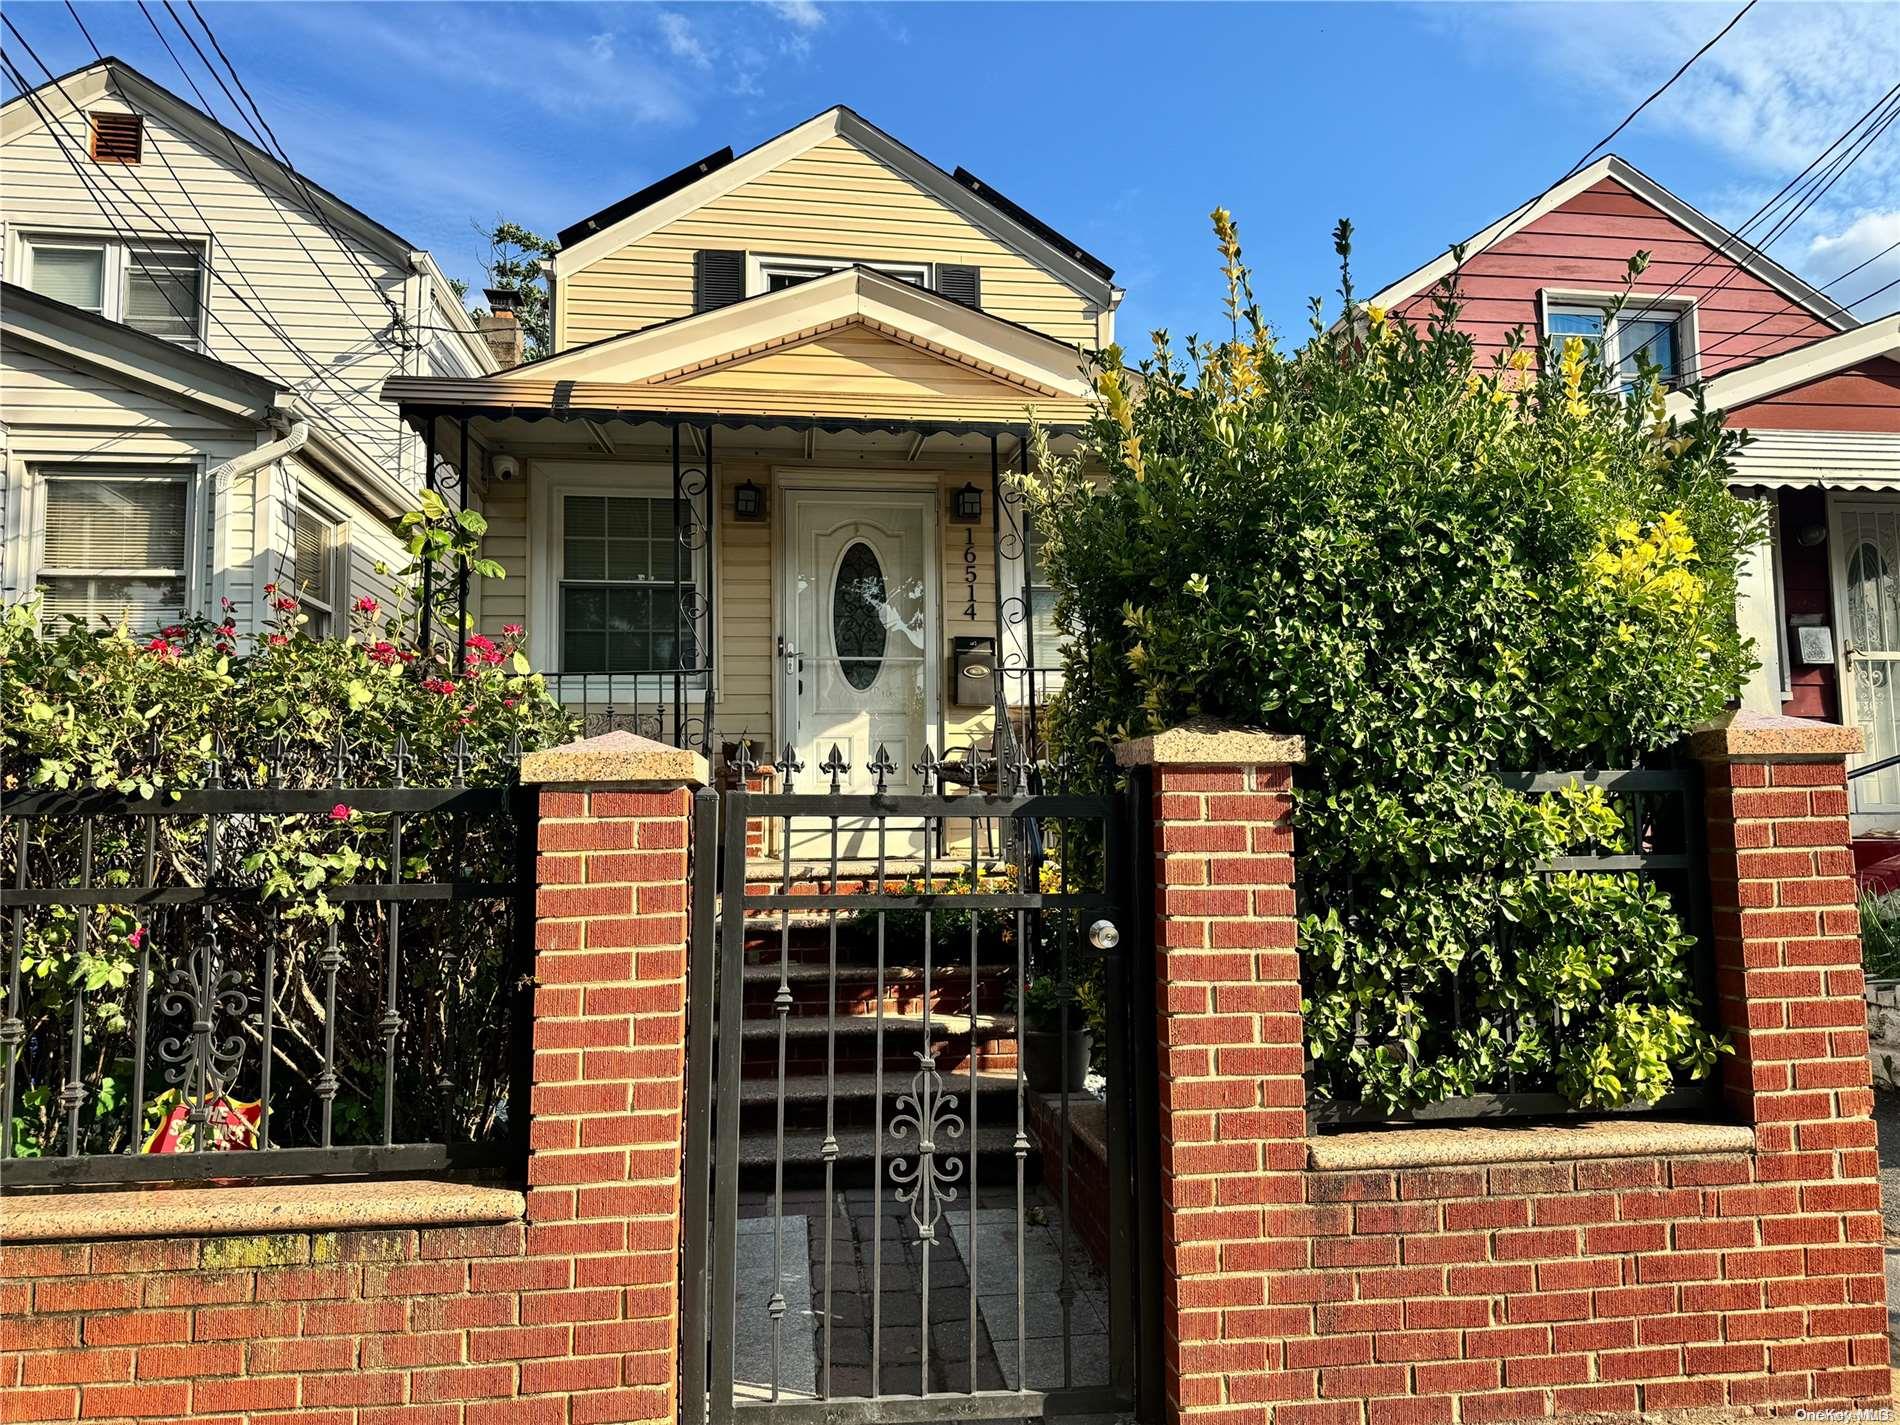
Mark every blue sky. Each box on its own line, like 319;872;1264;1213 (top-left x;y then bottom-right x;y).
11;1;1899;348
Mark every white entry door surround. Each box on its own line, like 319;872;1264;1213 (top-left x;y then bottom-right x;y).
1833;497;1900;818
778;486;939;799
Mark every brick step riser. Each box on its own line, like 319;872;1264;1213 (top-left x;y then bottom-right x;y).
734;1044;1020;1077
738;984;1009;1019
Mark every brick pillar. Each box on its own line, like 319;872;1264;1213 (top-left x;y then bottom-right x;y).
1691;710;1890;1409
1116;722;1310;1425
519;730;708;1425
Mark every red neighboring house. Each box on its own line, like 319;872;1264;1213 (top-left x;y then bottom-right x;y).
1367;154;1900;884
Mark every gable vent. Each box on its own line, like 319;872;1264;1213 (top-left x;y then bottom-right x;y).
694;249;745;314
89;111;142;165
935;264;981;309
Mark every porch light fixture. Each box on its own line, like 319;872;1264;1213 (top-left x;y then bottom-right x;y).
1797;523;1828;548
950;482;983;524
733;479;767;523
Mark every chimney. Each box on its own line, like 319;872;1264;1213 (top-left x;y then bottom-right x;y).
475;286;525;368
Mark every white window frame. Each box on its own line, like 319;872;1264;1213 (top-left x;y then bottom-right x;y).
32;465;198;629
747;253;933;299
1539;289;1700;389
291;492;348;637
16;229;208;347
528;462;717;701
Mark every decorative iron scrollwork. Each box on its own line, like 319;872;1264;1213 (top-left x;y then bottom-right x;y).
888;1050;965;1243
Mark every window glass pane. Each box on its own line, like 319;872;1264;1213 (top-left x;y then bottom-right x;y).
1547;310;1605;337
44;477;187;571
40;575;185;632
1619;317;1680;383
124;244;201;341
561;494;695;674
31;246;105;311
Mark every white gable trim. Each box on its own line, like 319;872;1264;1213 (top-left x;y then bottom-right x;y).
502;265;1093;396
548;107;1115;307
1669;315;1900;418
1364;155;1855;334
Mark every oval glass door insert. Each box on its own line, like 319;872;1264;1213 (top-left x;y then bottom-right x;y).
833;541;888;690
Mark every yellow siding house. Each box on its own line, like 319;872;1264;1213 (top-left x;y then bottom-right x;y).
383;107;1120;796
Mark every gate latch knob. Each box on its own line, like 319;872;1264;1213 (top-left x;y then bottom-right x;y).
1088;919;1120;950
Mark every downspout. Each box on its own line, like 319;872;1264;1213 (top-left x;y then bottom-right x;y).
209;414;310;624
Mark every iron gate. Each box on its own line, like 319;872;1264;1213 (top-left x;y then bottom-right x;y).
683;752;1159;1425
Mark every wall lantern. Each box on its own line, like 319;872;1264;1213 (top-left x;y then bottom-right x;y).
1797;523;1828;548
733;479;767;523
950;482;983;524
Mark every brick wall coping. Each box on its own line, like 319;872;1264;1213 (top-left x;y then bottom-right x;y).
1305;1118;1756;1171
0;1178;525;1243
519;727;708;786
1687;708;1863;761
1113;717;1307;767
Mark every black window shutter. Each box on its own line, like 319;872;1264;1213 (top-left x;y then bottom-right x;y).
694;250;745;313
935;264;981;309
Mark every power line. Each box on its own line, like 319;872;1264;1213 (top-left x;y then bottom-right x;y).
165;0;407;337
37;7;405;445
0;38;402;448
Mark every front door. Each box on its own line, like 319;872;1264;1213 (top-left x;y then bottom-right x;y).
781;490;935;840
1835;499;1900;815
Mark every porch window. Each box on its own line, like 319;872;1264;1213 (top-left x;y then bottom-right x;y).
559;493;698;673
1545;301;1690;389
37;471;189;630
293;500;343;637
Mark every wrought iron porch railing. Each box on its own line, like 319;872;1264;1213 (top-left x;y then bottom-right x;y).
544;669;717;754
0;738;533;1187
1304;762;1719;1131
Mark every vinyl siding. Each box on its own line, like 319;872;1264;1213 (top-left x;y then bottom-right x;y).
558;133;1100;351
1393;178;1838;378
665;327;1047;403
0;338;256;629
1727;357;1900;433
2;80;430;487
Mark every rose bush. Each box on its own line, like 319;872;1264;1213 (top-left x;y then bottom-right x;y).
1026;216;1759;1111
1;512;573;1157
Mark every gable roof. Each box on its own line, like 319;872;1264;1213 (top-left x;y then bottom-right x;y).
548;106;1117;305
382;265;1097;430
1;56;493;372
1363;154;1856;333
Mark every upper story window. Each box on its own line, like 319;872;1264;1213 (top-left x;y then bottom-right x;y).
1545;299;1693;390
754;255;931;296
37;470;190;632
22;235;205;346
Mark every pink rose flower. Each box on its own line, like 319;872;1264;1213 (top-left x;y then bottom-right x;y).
330;803;350;822
501;623;524;639
353;596;380;614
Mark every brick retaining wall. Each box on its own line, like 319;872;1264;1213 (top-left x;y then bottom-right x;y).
1120;713;1891;1424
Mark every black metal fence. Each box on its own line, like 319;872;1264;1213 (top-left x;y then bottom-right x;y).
1306;761;1718;1130
684;749;1159;1425
544;669;719;755
0;736;533;1187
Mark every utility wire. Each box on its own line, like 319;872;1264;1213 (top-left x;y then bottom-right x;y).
35;7;403;446
0;39;402;449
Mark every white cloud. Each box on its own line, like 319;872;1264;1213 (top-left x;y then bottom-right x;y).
1810;210;1900;317
765;1;825;30
1438;2;1900;305
655;11;711;69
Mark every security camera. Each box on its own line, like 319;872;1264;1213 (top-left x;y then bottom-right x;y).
491;454;519;482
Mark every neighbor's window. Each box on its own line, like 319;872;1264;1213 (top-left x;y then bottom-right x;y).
24;236;204;344
38;472;189;630
559;493;697;673
1546;302;1689;389
293;501;342;637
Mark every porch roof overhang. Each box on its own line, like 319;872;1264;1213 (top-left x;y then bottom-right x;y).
381;264;1099;444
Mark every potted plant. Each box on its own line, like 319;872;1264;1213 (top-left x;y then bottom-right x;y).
1018;975;1092;1094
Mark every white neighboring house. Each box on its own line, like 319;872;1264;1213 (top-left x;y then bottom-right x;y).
0;56;501;639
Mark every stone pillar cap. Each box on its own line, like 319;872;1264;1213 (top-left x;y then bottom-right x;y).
1687;709;1862;761
520;729;708;786
1113;717;1307;767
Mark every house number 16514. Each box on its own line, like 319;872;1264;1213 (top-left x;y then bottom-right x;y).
962;528;978;619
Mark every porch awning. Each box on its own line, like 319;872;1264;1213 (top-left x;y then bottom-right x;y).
381;376;1091;435
1725;429;1900;492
